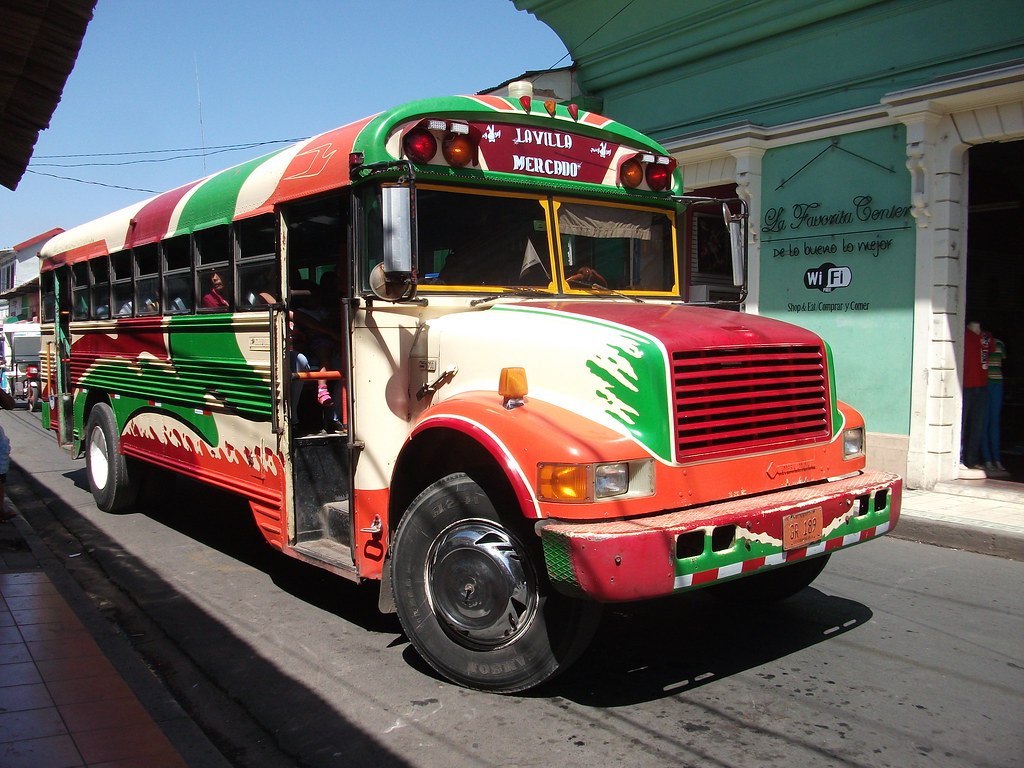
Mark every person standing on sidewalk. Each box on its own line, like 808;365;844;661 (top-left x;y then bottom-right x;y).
982;331;1010;478
960;320;991;479
0;387;15;520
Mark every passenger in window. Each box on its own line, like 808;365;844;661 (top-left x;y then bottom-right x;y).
201;271;231;309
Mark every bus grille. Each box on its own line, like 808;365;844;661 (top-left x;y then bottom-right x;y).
672;344;830;460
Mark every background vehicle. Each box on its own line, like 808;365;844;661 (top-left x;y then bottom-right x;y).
38;91;901;692
2;321;41;411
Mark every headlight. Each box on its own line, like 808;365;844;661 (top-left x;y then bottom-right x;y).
538;460;654;502
843;427;864;459
595;463;629;498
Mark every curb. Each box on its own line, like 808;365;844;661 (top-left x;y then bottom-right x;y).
889;514;1024;562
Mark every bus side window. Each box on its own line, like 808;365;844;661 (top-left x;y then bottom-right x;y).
236;215;277;307
196;225;231;312
91;256;110;319
134;244;160;316
111;251;133;316
237;259;277;306
41;270;56;322
162;234;193;314
71;262;90;321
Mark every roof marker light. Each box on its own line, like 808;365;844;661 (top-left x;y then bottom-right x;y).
519;95;532;112
567;103;579;121
544;100;557;117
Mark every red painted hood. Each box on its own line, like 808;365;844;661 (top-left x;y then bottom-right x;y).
521;302;824;350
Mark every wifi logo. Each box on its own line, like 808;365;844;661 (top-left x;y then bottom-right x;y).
804;263;852;293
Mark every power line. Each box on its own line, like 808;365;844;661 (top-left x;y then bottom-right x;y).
25;169;159;194
30;138;304;169
34;138;304;160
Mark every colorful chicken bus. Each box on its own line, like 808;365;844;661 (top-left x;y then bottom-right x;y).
38;93;901;692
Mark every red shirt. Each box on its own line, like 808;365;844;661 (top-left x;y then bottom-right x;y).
964;329;991;388
201;288;230;309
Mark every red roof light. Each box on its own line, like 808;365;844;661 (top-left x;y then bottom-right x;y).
646;162;672;191
403;127;437;164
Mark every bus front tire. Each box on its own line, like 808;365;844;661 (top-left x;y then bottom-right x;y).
390;472;601;693
85;403;141;513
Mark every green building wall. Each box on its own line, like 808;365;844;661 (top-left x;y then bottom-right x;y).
514;0;1024;482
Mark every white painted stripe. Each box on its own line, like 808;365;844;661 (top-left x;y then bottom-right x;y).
235;141;309;217
806;541;827;557
717;562;744;579
673;573;694;589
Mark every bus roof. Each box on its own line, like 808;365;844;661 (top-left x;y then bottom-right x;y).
40;95;676;266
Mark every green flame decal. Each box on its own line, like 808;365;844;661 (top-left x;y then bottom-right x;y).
587;328;673;463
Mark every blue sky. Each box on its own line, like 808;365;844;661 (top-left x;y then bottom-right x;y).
1;1;567;248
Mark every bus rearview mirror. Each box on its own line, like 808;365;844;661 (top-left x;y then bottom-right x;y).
381;185;415;279
727;215;745;288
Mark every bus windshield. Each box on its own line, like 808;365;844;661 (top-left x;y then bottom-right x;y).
415;187;677;294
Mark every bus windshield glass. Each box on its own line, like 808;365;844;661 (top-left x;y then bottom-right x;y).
418;188;553;289
414;187;677;294
557;201;676;294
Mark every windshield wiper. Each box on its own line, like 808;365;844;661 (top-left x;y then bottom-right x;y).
469;287;553;306
567;278;644;303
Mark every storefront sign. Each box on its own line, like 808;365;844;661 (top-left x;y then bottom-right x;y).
758;126;915;435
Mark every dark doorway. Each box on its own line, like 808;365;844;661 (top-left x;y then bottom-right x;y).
966;140;1023;481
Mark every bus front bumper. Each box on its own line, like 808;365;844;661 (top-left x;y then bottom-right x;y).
536;470;902;602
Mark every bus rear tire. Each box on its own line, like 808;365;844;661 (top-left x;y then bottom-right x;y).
85;402;141;513
706;553;831;603
390;472;601;693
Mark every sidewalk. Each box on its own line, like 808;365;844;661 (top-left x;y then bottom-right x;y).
0;497;231;768
893;477;1024;561
1;475;1022;768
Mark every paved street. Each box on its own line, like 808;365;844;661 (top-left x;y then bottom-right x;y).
4;406;1023;768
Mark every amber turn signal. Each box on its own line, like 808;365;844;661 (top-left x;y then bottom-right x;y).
498;367;528;399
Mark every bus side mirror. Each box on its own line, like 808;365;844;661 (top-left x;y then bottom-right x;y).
371;185;417;301
723;203;746;288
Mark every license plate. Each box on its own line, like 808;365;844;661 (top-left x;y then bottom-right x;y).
783;507;823;550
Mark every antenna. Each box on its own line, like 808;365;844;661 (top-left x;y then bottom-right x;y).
194;53;207;173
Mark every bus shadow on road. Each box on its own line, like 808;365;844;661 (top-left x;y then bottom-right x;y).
551;587;872;706
133;467;402;635
56;464;873;707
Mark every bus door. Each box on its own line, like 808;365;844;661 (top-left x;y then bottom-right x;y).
50;266;74;448
280;197;356;571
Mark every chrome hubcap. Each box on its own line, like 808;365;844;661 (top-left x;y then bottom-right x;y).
425;520;539;648
88;427;109;490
